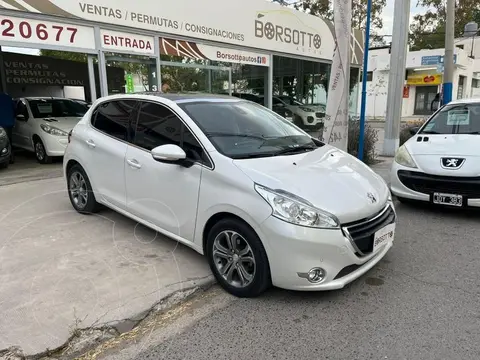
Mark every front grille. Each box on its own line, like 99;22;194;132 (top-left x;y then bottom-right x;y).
315;112;325;118
398;170;480;198
342;205;395;256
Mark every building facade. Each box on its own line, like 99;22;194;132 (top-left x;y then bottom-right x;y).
360;43;480;122
0;0;365;118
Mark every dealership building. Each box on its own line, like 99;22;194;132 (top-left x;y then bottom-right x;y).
0;0;364;116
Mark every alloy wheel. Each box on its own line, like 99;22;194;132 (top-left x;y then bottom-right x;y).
212;230;256;288
69;171;88;210
35;142;45;161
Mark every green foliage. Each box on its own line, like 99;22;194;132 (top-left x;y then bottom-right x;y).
347;120;379;164
409;0;480;50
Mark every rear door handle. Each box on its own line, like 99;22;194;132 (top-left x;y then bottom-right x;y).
86;139;96;148
127;159;142;169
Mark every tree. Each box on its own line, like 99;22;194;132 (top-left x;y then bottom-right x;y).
296;0;387;31
409;0;480;50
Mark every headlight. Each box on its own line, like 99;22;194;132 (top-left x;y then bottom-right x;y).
394;145;417;168
0;127;6;139
40;124;68;136
255;184;339;229
299;106;315;113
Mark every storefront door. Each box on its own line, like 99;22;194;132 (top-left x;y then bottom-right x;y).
414;86;438;115
159;62;231;95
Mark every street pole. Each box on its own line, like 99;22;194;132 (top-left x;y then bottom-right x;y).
357;0;372;161
382;0;411;156
443;0;455;104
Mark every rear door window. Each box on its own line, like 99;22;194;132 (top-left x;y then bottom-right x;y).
91;100;138;141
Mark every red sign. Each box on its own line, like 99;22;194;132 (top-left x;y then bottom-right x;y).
403;86;409;98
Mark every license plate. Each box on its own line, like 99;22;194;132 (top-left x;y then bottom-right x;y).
373;223;395;252
432;192;463;207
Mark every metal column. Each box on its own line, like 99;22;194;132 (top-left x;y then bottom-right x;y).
87;55;97;102
94;27;108;97
443;0;455;104
382;0;411;156
267;55;273;109
154;36;162;91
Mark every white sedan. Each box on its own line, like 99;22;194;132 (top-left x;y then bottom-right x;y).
13;97;89;163
391;98;480;208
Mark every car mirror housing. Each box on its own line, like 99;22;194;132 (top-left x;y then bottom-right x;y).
151;144;187;163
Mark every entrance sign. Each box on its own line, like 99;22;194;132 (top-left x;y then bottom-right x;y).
321;0;351;151
0;15;95;50
100;29;155;55
159;37;270;66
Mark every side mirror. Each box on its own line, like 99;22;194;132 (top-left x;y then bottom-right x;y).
151;144;192;167
409;126;420;135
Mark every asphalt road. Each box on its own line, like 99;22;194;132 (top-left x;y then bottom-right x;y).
95;200;480;360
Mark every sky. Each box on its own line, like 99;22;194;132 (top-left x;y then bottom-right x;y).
381;0;428;36
2;0;429;55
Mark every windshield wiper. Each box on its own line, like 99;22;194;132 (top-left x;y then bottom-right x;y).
272;143;317;156
205;132;267;140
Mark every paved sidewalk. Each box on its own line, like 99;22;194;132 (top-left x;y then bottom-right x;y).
0;178;212;356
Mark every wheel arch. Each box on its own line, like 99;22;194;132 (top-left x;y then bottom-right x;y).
65;158;98;197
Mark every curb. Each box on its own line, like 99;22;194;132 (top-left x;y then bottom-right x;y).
0;276;216;360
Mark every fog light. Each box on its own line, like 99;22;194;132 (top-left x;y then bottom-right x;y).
1;147;7;154
307;267;326;283
307;116;315;123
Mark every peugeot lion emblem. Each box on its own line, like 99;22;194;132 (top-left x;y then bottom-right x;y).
367;192;377;203
441;157;465;169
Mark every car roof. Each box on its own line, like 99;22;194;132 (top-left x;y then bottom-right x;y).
445;98;480;105
95;92;244;104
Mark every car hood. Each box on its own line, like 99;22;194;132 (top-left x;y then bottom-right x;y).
288;104;325;113
233;145;389;224
40;116;83;132
406;134;480;176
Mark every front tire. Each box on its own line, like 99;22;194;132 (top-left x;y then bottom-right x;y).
206;218;271;298
67;164;100;214
34;138;52;164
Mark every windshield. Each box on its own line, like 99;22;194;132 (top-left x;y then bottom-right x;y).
420;103;480;134
178;100;318;159
27;99;89;118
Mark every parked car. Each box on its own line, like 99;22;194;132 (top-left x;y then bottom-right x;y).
64;93;396;297
12;97;89;163
391;98;480;208
231;92;293;121
0;126;11;169
267;95;325;130
70;98;92;108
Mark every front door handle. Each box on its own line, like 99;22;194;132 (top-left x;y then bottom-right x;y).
86;139;96;148
127;158;142;169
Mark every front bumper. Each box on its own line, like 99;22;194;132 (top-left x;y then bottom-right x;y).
390;161;480;207
42;134;69;156
258;203;395;291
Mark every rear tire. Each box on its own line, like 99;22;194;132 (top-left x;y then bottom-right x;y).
206;218;271;298
34;138;52;164
67;164;101;214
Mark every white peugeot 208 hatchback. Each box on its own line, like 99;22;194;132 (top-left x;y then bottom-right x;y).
63;93;396;298
391;98;480;208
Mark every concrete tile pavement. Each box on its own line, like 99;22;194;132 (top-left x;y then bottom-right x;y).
0;178;212;356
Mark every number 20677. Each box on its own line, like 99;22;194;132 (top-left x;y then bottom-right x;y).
0;18;78;43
